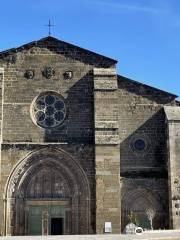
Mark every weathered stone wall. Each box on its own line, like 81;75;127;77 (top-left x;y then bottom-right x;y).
118;75;176;171
0;36;178;235
0;69;3;235
166;121;180;229
164;107;180;229
118;75;176;229
94;68;120;234
1;47;96;143
0;37;116;235
0;69;3;141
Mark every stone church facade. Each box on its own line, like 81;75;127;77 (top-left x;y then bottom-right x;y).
0;36;179;235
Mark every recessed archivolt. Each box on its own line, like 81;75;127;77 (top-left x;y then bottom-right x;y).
15;159;78;199
5;147;90;199
4;147;91;235
121;188;163;214
24;165;71;199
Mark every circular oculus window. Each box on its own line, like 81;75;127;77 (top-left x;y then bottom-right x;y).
133;139;146;151
32;92;66;128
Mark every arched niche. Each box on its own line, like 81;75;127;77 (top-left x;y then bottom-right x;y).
121;188;164;231
4;148;90;236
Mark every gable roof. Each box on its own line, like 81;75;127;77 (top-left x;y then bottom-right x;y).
118;74;178;101
0;36;117;68
0;36;178;100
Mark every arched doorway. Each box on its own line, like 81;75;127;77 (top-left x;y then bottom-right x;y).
4;148;90;236
121;188;164;231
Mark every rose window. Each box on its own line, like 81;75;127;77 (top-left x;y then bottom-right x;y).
32;92;66;128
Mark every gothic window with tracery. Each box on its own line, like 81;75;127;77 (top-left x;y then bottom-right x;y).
31;92;66;128
26;168;70;199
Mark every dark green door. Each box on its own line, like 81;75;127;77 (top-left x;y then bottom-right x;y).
27;205;66;235
28;206;44;235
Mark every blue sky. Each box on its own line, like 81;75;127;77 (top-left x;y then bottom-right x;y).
1;0;180;96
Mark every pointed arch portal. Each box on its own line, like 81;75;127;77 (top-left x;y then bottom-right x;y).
4;148;90;236
121;188;164;231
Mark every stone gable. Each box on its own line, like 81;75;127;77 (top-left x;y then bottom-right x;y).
0;36;179;235
0;36;117;68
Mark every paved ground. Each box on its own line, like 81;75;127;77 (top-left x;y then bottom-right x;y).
1;231;180;240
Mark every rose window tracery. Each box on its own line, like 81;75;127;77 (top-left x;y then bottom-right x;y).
32;92;66;128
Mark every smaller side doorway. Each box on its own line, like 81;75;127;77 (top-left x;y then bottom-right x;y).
51;218;63;235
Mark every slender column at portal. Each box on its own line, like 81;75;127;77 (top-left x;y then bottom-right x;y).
6;198;15;236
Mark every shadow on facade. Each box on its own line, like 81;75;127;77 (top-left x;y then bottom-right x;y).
118;75;177;104
120;108;169;231
43;71;95;144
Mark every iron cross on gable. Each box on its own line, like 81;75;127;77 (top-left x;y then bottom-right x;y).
45;20;55;36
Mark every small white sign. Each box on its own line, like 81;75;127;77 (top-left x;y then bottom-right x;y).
105;222;112;233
